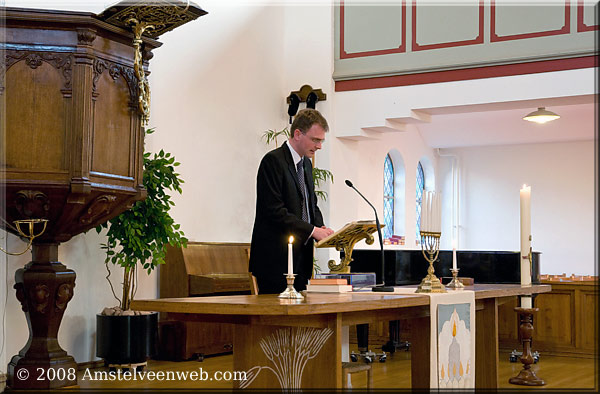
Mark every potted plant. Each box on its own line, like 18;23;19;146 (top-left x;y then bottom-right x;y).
95;127;187;367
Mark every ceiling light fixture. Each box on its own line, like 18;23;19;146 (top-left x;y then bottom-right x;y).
523;107;560;124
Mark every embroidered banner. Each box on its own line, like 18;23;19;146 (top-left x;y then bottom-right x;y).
363;287;476;388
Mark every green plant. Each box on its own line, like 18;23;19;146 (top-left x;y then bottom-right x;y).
261;127;333;201
96;128;187;311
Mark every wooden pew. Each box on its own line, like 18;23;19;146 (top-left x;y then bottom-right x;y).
158;242;255;360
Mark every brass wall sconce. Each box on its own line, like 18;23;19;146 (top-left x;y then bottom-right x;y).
286;84;327;122
0;219;48;256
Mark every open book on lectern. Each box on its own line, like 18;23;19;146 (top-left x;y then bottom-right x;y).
315;220;384;248
315;219;384;275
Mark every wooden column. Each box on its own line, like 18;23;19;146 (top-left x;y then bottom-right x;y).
7;243;77;389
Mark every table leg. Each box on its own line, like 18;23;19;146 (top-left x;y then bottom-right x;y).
233;315;342;389
475;297;499;388
410;316;431;389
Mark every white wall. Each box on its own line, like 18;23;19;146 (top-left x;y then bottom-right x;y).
439;140;595;276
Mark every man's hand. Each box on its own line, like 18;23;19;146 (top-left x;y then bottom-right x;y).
312;226;335;241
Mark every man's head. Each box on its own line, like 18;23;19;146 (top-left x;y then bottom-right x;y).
289;109;329;159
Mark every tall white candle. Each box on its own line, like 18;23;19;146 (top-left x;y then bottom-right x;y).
435;192;441;232
520;185;531;288
420;191;427;232
427;191;432;232
288;236;294;274
452;239;457;270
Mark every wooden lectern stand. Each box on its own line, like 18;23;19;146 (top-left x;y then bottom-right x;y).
316;220;382;273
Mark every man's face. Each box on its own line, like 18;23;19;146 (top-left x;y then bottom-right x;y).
293;124;325;158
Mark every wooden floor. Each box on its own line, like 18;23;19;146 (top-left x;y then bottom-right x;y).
76;347;597;391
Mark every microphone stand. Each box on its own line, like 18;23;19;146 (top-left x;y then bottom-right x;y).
346;180;394;292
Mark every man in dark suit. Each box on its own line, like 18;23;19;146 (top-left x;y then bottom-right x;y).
249;109;334;294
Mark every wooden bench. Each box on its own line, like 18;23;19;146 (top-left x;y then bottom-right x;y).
158;242;255;360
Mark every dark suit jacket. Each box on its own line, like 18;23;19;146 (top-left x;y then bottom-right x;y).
249;143;324;294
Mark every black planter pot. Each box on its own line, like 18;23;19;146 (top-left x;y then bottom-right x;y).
96;312;158;365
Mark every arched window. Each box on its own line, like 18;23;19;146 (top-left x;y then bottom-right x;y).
383;154;394;239
415;161;425;241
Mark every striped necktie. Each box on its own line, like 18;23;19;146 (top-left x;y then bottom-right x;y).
296;160;309;222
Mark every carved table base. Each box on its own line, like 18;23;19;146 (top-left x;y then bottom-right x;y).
509;307;545;386
7;243;77;389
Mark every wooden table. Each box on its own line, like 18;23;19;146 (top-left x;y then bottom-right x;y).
131;284;551;389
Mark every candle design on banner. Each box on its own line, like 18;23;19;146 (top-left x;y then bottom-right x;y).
519;185;532;308
288;236;294;274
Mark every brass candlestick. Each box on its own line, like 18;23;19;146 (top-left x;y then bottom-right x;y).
509;307;545;386
447;268;464;289
416;231;446;293
278;273;304;299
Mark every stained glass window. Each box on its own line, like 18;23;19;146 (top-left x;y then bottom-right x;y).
383;154;394;239
416;161;425;242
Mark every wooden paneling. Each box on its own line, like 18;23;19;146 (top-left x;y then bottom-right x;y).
498;280;597;357
535;290;574;345
579;289;596;350
92;70;132;177
5;61;67;171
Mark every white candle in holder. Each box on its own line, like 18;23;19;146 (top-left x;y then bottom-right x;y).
452;239;457;270
288;236;294;274
520;185;532;308
519;185;531;287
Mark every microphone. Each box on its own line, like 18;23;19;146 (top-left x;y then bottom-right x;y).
345;179;394;292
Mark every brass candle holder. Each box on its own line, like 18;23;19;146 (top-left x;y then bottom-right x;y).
278;273;304;299
416;231;446;293
0;219;48;256
447;268;465;289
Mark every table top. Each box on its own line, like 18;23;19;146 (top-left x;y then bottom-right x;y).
131;283;550;316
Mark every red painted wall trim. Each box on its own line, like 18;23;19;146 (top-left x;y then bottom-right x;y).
412;0;484;51
491;0;571;42
340;0;407;59
334;56;596;92
577;0;599;32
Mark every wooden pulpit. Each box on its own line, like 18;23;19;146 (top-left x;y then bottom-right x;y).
0;2;205;389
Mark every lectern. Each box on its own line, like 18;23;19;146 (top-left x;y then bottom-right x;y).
316;220;381;273
0;2;205;389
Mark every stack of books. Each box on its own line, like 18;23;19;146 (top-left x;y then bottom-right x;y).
305;278;353;293
314;272;376;289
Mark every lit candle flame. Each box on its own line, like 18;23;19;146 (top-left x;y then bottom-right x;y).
289;236;294;243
